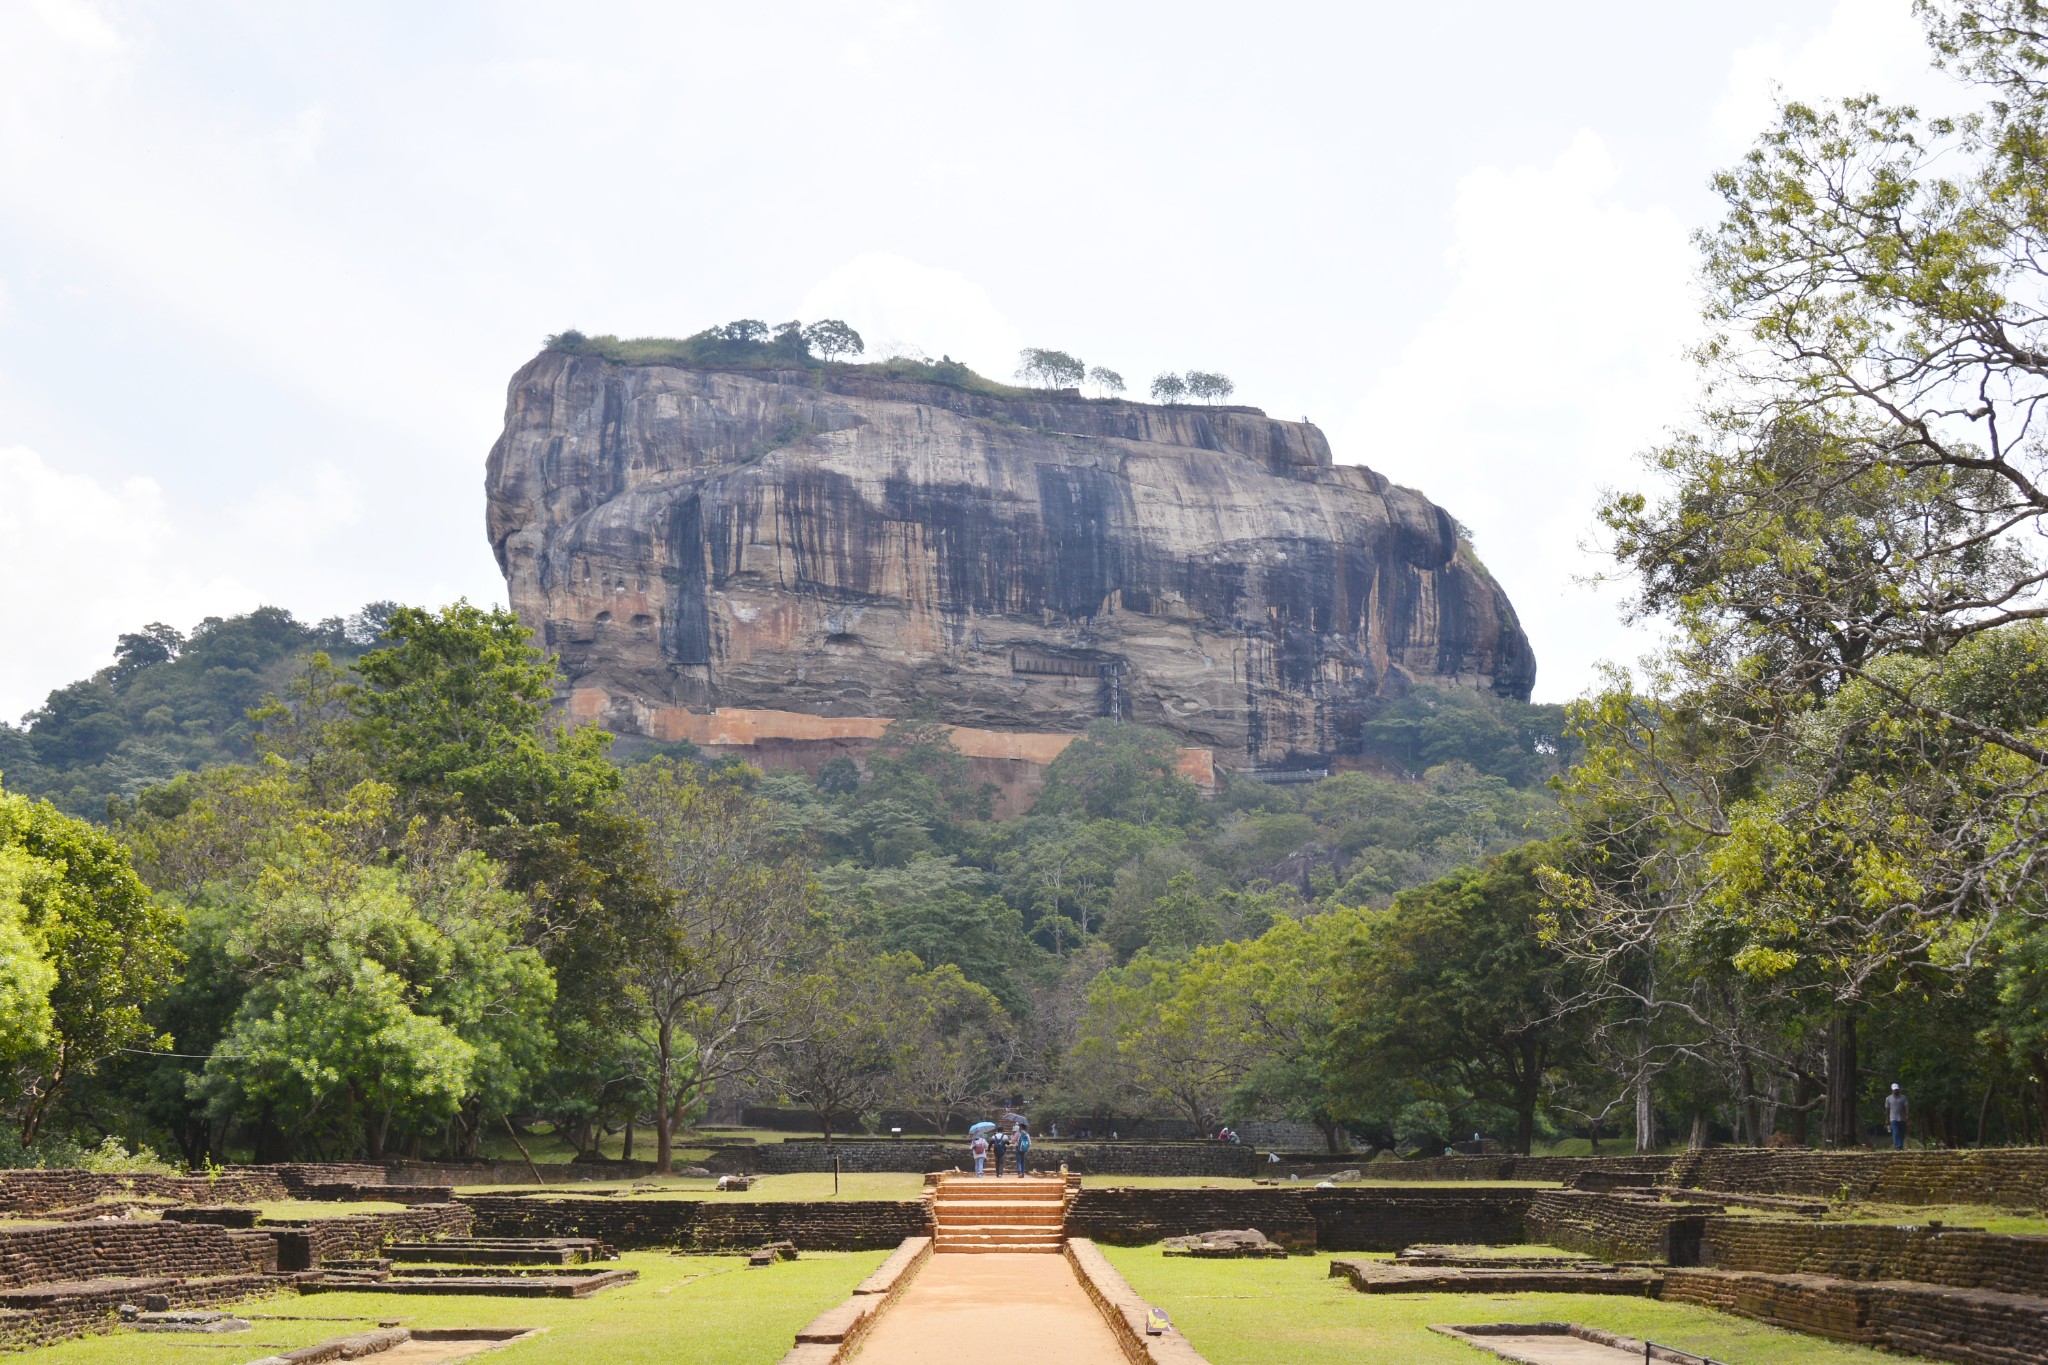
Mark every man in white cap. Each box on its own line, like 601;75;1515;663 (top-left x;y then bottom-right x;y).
1886;1083;1909;1150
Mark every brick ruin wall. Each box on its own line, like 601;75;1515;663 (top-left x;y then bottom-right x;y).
0;1273;299;1352
1662;1268;2048;1365
262;1204;474;1270
1669;1149;2048;1207
0;1203;474;1352
1699;1218;2048;1298
0;1221;275;1289
0;1170;289;1215
1524;1190;1716;1263
1349;1155;1675;1183
1062;1188;1530;1252
1311;1148;2048;1209
458;1195;929;1251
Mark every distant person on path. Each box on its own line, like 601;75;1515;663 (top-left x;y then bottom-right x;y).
990;1128;1009;1177
1015;1125;1031;1176
971;1132;988;1176
1887;1084;1910;1149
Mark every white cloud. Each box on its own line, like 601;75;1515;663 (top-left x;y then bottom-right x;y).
799;253;1022;380
230;462;364;548
27;0;119;51
1713;0;1944;153
1340;131;1699;703
0;446;254;722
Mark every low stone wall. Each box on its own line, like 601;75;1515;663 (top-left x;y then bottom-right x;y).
0;1272;299;1352
1700;1218;2048;1298
0;1221;275;1289
1669;1149;2048;1209
1662;1267;2048;1365
1066;1239;1213;1364
1062;1188;1529;1252
1329;1155;1674;1183
459;1195;930;1251
0;1170;288;1215
1524;1190;1717;1263
292;1183;455;1206
262;1205;473;1271
725;1140;1259;1179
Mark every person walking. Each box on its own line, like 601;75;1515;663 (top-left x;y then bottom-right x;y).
1015;1124;1031;1176
971;1132;988;1176
1887;1083;1910;1150
990;1128;1009;1177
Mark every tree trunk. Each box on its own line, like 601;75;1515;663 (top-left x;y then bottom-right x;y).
1634;1071;1657;1154
621;1119;634;1162
1588;1118;1601;1155
1317;1117;1342;1154
1688;1110;1711;1151
1514;1043;1542;1155
2032;1057;2048;1142
1824;1012;1861;1147
1790;1070;1813;1146
1738;1057;1763;1147
653;1016;677;1175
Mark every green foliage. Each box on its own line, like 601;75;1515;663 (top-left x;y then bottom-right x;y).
542;325;1034;399
0;781;181;1145
3;606;381;818
1333;843;1582;1153
1355;687;1575;786
76;1135;180;1175
1016;347;1086;389
0;841;57;1071
1036;720;1201;825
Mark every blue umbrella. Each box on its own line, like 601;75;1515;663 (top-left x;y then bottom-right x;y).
967;1121;997;1136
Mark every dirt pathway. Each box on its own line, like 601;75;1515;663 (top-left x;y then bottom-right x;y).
851;1254;1127;1364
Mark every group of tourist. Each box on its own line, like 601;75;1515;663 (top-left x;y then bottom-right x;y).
969;1122;1033;1176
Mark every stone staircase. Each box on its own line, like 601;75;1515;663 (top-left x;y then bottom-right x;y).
929;1174;1071;1254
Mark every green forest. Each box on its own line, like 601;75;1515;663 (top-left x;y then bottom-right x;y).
11;0;2048;1172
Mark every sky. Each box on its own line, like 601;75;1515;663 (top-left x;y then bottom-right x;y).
0;0;1961;719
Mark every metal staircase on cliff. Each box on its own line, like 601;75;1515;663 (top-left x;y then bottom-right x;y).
927;1172;1074;1253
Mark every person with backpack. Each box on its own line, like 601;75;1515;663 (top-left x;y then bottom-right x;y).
971;1131;988;1177
990;1127;1009;1177
1015;1124;1032;1176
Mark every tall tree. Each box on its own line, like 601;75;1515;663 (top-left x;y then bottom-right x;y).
1;783;182;1146
618;758;815;1171
1335;844;1584;1153
802;319;865;362
764;946;918;1140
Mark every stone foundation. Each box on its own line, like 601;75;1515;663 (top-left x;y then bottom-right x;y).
458;1195;930;1251
1523;1190;1718;1263
1699;1218;2048;1298
1662;1267;2048;1365
1061;1188;1529;1252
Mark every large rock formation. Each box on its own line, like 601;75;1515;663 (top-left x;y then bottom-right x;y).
486;351;1534;767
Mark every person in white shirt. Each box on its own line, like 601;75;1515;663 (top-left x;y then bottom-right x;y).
1886;1083;1910;1149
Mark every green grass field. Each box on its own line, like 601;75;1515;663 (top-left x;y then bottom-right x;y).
1101;1246;1895;1365
17;1251;881;1365
456;1172;927;1201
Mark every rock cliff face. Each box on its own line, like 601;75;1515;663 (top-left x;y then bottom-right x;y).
486;352;1534;766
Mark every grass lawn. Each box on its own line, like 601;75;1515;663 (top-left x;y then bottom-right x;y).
14;1251;882;1365
1101;1246;1896;1365
1819;1202;2048;1235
